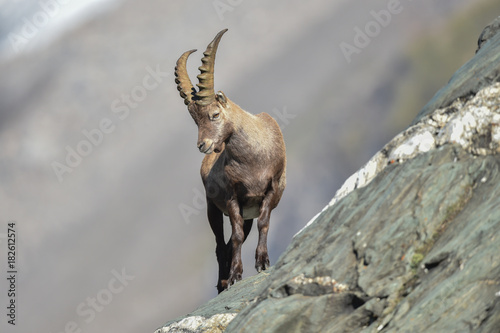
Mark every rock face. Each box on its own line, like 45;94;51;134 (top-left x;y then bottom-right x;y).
412;15;500;125
156;18;500;333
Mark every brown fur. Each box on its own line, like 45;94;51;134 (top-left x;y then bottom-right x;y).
194;93;286;292
176;31;286;293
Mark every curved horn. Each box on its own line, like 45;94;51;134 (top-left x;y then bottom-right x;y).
195;29;228;106
175;49;197;105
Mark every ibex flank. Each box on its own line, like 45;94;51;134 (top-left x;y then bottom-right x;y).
174;29;286;293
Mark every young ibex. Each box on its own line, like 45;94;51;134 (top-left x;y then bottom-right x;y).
174;29;286;293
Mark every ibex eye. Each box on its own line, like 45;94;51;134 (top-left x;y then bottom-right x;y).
212;112;220;120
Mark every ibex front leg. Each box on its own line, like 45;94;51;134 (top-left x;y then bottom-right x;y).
226;198;244;287
255;184;276;272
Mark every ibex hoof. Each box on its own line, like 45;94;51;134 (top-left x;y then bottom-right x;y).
217;279;229;293
228;271;242;287
255;255;270;273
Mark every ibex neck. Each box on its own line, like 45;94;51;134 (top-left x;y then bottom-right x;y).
224;109;265;162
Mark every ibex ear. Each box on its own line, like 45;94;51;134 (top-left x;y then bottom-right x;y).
216;91;227;107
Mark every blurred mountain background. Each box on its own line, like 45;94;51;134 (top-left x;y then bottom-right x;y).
0;0;499;332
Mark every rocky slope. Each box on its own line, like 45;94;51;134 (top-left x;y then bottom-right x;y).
155;17;500;333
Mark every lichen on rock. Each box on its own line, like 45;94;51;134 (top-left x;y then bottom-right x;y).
298;82;500;236
155;313;237;333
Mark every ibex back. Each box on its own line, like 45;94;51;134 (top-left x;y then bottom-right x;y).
175;29;286;293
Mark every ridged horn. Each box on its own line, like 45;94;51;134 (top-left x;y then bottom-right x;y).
195;29;228;106
175;49;197;105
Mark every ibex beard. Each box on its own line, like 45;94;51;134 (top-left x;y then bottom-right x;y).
175;29;286;293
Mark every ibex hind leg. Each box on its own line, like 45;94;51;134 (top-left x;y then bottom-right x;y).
243;219;253;241
207;200;228;293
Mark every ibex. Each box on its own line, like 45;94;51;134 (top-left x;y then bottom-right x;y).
174;29;286;293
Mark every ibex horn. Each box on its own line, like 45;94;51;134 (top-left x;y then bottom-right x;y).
175;49;197;105
195;29;228;106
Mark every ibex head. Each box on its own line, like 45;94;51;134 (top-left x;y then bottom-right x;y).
175;29;233;154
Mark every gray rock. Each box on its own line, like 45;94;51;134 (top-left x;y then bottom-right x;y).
155;271;268;332
412;16;500;124
226;142;500;333
477;16;500;52
156;21;500;333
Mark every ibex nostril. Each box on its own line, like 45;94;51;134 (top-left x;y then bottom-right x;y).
198;142;205;151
